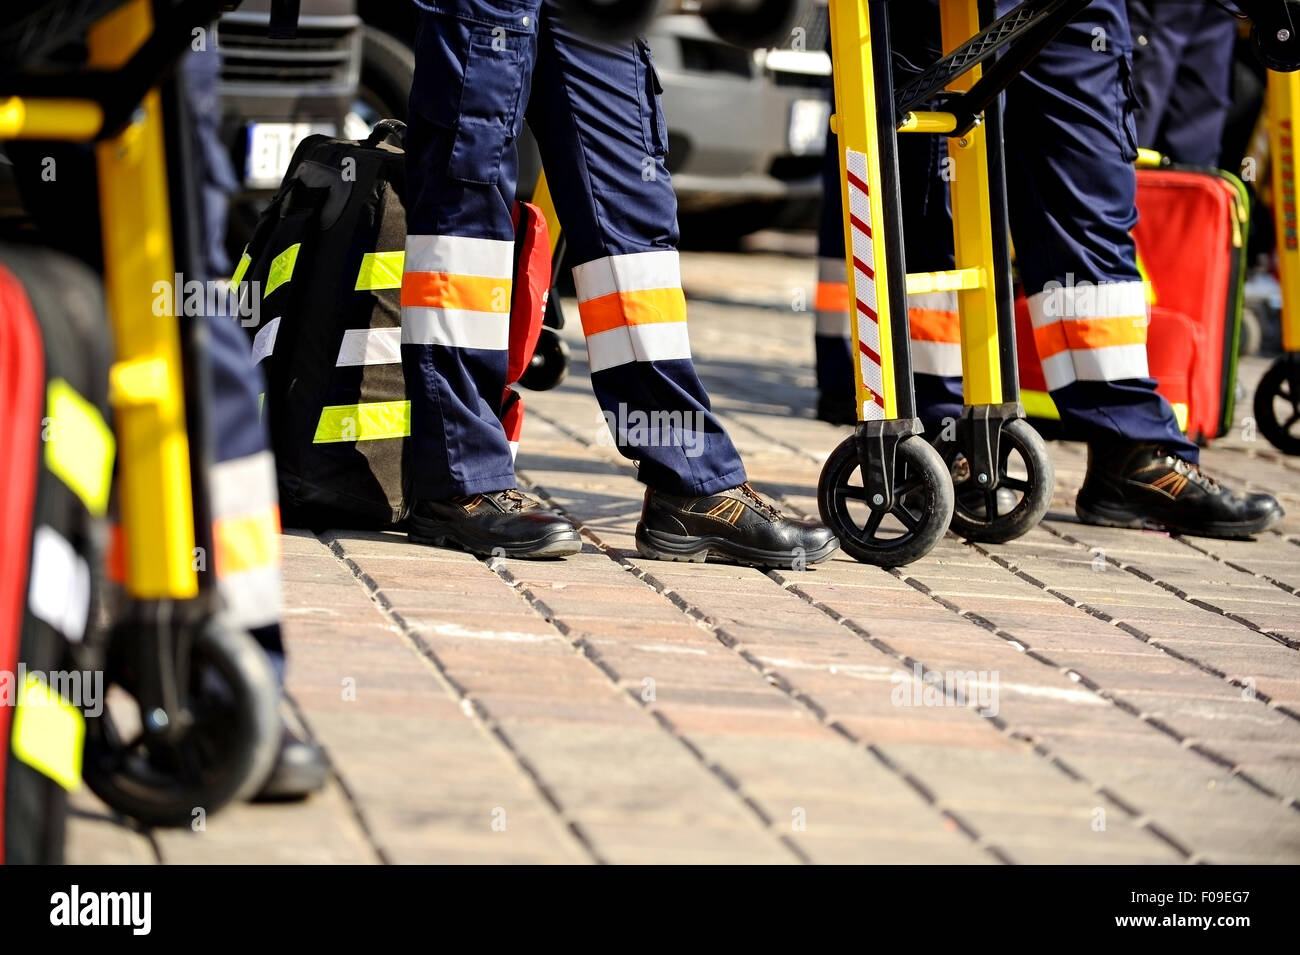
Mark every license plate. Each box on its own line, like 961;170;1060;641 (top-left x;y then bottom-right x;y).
245;122;335;187
788;99;831;157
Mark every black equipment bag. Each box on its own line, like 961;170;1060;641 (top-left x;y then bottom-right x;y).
0;245;113;865
233;120;411;528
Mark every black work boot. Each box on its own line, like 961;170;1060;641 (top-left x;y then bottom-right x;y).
635;482;839;568
408;489;581;558
1076;442;1283;538
252;726;328;802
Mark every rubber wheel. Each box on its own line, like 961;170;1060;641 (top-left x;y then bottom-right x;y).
561;0;668;42
518;327;570;392
818;434;955;567
82;618;281;827
359;26;416;123
1254;356;1300;455
1252;15;1300;73
941;418;1054;544
1239;306;1263;358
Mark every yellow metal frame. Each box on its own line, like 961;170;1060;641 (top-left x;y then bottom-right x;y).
827;0;900;418
1268;68;1300;354
0;0;199;599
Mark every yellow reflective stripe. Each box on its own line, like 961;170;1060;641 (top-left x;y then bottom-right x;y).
265;243;301;297
313;400;411;443
230;248;251;286
257;392;265;419
1021;389;1060;421
11;672;85;791
1023;388;1189;433
356;250;405;291
1134;250;1157;307
45;378;115;516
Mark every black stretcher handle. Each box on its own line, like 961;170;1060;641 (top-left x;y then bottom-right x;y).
362;119;408;148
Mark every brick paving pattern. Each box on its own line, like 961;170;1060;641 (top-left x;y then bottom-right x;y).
68;247;1300;864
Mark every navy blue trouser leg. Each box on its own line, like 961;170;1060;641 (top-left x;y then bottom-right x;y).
404;0;745;498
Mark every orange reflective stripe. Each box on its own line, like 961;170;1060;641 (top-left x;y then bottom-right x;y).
400;272;511;312
1033;322;1070;360
908;308;961;344
213;506;281;576
815;281;849;313
578;287;688;337
1034;316;1147;360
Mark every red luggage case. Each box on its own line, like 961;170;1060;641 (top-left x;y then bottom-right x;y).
1018;165;1249;443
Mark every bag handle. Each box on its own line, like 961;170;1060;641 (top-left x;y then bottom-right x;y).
362;119;407;149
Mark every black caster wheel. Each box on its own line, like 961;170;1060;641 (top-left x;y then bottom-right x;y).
1252;7;1300;72
518;327;570;392
82;617;281;827
817;434;955;567
1254;355;1300;455
704;0;802;50
940;418;1055;544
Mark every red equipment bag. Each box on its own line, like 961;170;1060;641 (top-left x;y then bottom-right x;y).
501;200;552;455
1017;165;1248;444
0;246;114;864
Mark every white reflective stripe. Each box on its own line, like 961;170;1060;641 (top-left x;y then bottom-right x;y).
1040;351;1076;391
629;322;691;364
910;339;964;378
859;352;885;412
908;290;959;312
508;441;519;463
28;526;90;643
219;564;282;630
572;250;682;302
337;327;401;366
585;322;692;372
586;327;636;373
401;306;509;350
211;450;277;520
1027;281;1148;328
818;256;846;284
250;316;280;365
1039;344;1149;390
404;234;514;278
815;309;851;338
1071;342;1149;382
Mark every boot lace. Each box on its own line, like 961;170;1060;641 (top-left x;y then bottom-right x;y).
1161;450;1221;493
737;482;781;519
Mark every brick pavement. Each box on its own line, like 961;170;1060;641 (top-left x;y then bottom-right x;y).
68;245;1300;864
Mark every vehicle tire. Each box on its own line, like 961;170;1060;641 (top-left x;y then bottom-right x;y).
518;327;570;392
355;25;416;126
1239;306;1263;358
82;617;282;827
817;434;954;567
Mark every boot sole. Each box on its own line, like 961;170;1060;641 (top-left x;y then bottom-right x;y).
1075;498;1284;540
409;517;582;559
634;525;839;569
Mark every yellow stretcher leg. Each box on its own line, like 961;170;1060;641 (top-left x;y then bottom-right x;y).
940;0;1003;407
532;170;563;258
90;0;198;599
827;0;900;421
1269;68;1300;355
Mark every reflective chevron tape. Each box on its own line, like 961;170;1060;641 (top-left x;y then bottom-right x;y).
845;149;885;419
264;243;301;297
44;378;114;516
356;250;406;291
313;400;411;443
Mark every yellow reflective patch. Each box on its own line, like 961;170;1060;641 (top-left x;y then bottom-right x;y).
257;392;265;420
355;251;406;291
45;378;115;516
12;672;84;791
230;249;252;286
313;400;411;443
265;243;301;297
1172;402;1188;432
1020;389;1060;421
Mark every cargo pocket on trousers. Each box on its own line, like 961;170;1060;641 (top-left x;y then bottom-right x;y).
1116;50;1140;163
636;39;669;159
447;32;527;185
